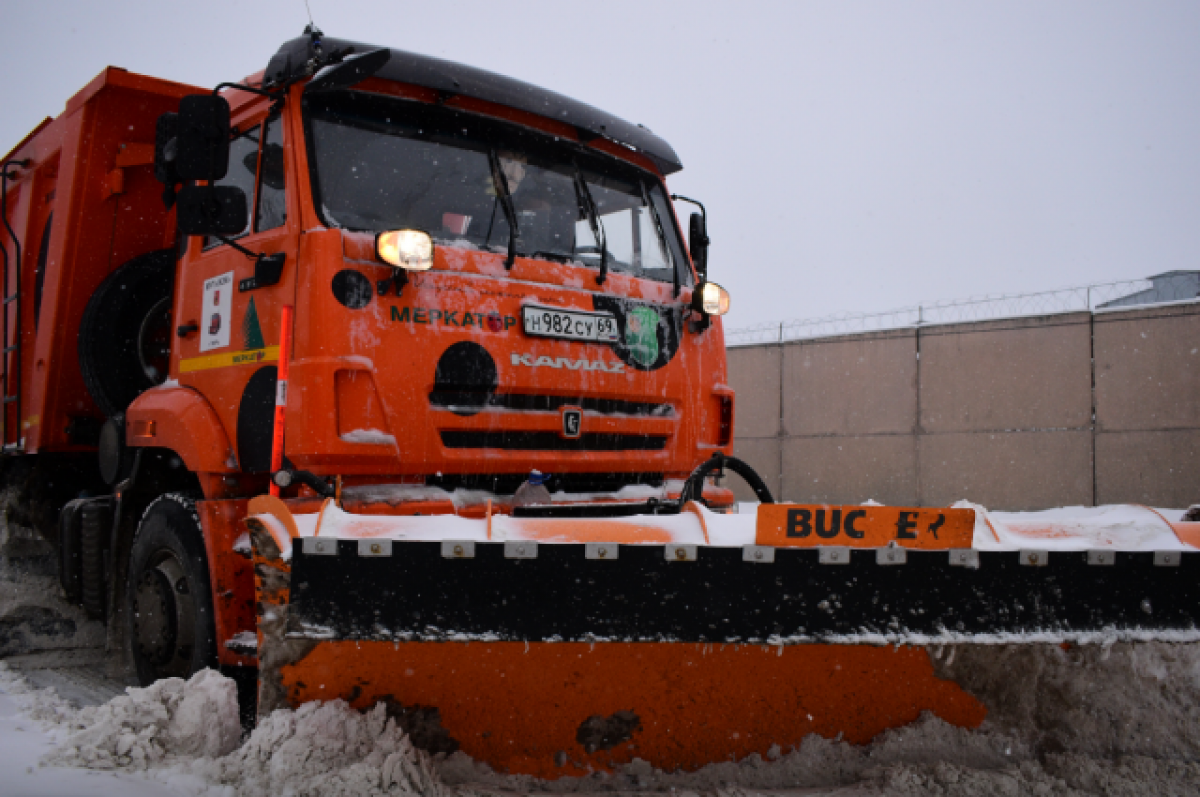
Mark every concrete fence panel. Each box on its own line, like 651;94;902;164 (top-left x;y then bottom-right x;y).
782;435;918;506
782;330;917;436
919;430;1093;510
1093;304;1200;432
726;344;781;439
1095;430;1200;507
919;313;1093;434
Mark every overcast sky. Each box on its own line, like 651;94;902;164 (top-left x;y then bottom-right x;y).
3;1;1197;330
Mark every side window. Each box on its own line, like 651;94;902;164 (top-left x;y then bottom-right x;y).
255;115;286;232
204;125;260;249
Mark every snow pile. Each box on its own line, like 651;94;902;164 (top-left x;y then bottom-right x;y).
45;668;241;769
6;663;450;796
178;700;451;797
932;641;1200;760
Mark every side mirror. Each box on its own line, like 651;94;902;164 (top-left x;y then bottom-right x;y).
688;212;709;279
175;95;231;182
305;48;391;94
176;185;248;236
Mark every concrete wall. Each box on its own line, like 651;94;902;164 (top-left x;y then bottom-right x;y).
728;302;1200;510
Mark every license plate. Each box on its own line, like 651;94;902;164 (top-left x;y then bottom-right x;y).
522;305;619;343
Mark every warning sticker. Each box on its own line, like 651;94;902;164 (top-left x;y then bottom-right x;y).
201;271;234;352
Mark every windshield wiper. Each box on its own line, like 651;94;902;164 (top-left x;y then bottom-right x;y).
487;149;521;270
573;162;609;285
642;181;680;297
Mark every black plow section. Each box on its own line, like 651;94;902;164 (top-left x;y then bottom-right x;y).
286;542;1200;643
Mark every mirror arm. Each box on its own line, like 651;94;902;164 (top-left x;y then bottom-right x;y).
212;82;284;100
671;193;710;282
212;82;287;115
670;194;707;231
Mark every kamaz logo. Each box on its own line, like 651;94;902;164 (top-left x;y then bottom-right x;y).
511;354;625;373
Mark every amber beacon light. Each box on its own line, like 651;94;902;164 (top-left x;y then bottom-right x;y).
376;229;434;270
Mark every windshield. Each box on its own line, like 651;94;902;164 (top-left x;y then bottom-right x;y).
306;92;691;286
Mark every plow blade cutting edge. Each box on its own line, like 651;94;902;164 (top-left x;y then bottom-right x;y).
246;498;1200;777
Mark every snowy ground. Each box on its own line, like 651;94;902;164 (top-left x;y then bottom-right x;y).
3;504;1200;795
4;652;1200;796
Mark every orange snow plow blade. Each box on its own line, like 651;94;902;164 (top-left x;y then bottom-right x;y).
276;641;986;777
246;498;1199;777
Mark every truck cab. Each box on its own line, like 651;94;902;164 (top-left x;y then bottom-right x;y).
129;33;734;503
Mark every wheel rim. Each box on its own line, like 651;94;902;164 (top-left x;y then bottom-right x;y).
132;549;197;677
137;297;172;386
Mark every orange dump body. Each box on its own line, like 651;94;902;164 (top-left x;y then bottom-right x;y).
1;68;198;450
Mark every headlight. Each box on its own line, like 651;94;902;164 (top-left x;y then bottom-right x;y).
376;230;433;271
695;281;730;316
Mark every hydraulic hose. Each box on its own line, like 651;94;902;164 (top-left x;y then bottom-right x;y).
679;452;775;507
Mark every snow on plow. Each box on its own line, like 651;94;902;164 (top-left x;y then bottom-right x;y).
245;495;1200;777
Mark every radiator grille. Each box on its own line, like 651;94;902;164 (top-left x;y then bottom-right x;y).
440;431;668;451
430;391;673;417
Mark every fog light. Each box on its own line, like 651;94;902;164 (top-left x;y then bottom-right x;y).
694;281;730;316
376;229;433;271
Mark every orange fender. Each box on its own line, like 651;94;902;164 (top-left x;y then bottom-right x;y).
126;385;236;473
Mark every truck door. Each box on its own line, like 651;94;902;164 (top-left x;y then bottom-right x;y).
174;110;296;474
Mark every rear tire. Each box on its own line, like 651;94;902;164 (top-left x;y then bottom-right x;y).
80;503;111;620
78;249;175;417
125;494;217;685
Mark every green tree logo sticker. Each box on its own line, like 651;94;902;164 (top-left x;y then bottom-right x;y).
624;306;660;367
242;298;265;350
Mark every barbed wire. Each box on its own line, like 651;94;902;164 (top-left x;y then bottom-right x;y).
725;274;1200;346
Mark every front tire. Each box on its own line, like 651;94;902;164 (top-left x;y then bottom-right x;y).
125;494;216;685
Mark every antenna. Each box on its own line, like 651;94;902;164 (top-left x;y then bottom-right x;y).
304;0;315;28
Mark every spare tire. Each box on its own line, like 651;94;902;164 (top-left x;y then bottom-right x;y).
78;249;175;417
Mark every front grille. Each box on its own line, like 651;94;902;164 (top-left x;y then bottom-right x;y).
428;472;664;494
440;431;668;451
429;391;673;417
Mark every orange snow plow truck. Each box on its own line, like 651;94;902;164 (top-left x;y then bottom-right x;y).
3;28;1198;778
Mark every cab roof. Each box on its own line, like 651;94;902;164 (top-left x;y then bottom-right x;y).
263;34;683;176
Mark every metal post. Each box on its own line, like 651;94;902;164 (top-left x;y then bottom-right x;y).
269;305;294;497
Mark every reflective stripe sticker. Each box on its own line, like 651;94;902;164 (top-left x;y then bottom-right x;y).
178;345;280;373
